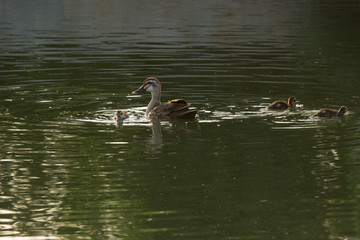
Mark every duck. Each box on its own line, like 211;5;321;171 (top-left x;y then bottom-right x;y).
132;77;197;120
113;110;129;127
267;96;296;110
313;106;348;118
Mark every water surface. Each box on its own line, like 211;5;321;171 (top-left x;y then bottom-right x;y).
1;0;360;239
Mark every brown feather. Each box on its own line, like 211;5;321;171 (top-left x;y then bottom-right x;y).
150;99;197;120
267;100;289;110
313;106;347;118
267;96;296;111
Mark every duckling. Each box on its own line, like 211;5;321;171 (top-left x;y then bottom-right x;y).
313;106;347;118
267;96;296;110
113;110;129;127
132;77;197;120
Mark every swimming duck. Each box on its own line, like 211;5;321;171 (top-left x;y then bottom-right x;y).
313;106;347;118
132;77;197;120
267;96;296;110
113;110;129;127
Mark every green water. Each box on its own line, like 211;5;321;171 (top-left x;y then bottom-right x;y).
1;0;360;239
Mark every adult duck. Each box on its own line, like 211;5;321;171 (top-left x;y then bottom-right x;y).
267;96;296;110
313;106;347;118
132;77;197;120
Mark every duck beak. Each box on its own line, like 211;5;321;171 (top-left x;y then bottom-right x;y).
132;86;146;94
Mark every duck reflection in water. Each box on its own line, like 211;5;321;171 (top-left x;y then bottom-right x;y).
113;110;129;128
145;118;201;154
132;77;197;120
146;118;163;154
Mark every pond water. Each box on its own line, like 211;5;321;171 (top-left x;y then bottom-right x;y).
1;0;360;239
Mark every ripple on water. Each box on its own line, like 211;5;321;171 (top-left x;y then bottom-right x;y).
72;101;351;132
197;101;352;131
77;107;151;127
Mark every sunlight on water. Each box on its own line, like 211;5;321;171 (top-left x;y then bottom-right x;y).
73;101;327;132
78;107;151;126
1;0;360;239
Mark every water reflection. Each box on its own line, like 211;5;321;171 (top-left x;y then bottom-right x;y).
309;122;360;240
145;119;162;154
1;0;360;239
110;112;201;155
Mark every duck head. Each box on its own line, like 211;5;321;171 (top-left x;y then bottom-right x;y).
132;77;161;94
113;110;129;121
337;106;348;116
288;96;296;107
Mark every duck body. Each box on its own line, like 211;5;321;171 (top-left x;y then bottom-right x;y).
149;99;197;120
267;96;296;110
113;110;129;127
113;110;129;121
132;77;197;120
313;106;347;118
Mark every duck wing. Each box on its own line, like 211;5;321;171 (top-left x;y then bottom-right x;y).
151;99;197;120
313;109;337;118
267;100;289;110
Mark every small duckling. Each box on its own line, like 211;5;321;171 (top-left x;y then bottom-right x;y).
113;110;129;127
267;96;296;110
313;106;347;118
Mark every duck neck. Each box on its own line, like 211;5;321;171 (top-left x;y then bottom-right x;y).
146;90;161;116
288;101;295;108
